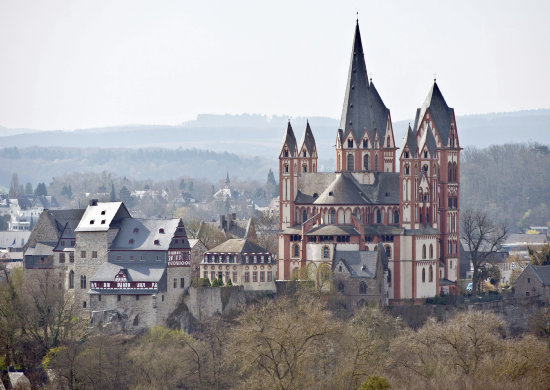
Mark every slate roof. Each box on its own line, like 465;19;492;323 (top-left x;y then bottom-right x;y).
299;121;316;156
505;234;547;245
418;124;437;156
110;218;188;251
24;242;55;256
90;262;166;283
0;231;31;249
333;249;379;278
527;265;550;286
281;121;298;156
207;238;269;254
339;22;389;146
413;81;454;147
399;125;418;159
25;209;85;251
76;202;131;232
297;172;399;206
305;225;360;236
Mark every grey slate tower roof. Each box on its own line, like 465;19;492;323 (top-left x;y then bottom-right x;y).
281;121;298;156
413;81;454;146
400;125;418;158
339;22;389;144
314;173;371;205
299;121;316;155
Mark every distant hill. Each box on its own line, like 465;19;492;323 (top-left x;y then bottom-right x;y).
0;110;548;185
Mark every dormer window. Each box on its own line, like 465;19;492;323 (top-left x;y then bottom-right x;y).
154;240;160;245
159;228;164;234
90;220;95;225
101;210;106;215
303;151;307;157
284;149;289;157
313;193;318;198
347;139;353;148
405;151;410;158
101;220;106;224
129;239;134;244
424;151;428;158
133;228;139;233
363;139;368;148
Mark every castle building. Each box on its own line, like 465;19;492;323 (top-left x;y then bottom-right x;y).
277;21;461;300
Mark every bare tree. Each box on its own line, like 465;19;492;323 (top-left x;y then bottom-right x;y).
461;209;508;295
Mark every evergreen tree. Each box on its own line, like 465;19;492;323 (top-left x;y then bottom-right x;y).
119;186;134;206
110;183;116;201
179;179;185;190
8;173;20;198
61;185;73;199
35;182;48;196
24;182;33;196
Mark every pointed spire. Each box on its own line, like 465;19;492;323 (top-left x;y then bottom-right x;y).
400;124;418;159
413;80;454;146
280;120;297;156
299;120;316;156
225;171;230;184
339;22;371;142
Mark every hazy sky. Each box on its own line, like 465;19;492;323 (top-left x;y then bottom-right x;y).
1;0;549;130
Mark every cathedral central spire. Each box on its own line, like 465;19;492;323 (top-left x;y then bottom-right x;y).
339;21;371;142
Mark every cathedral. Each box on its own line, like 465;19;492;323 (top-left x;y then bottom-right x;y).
277;21;461;300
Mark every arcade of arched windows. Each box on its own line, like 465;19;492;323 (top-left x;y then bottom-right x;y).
448;161;458;182
447;239;458;255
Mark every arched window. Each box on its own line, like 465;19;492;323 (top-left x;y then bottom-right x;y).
330;210;336;224
393;210;399;224
69;270;74;289
347;154;354;171
376;210;381;224
387;269;392;286
80;275;86;289
284;164;289;173
448;162;453;182
338;265;342;272
405;165;410;175
429;265;433;282
348;139;354;148
323;246;329;259
453;162;458;182
375;156;379;171
422;244;426;260
422;268;426;283
302;209;307;223
363;154;369;170
385;246;391;258
293;244;299;257
338;281;345;292
429;244;434;259
387;136;390;147
359;281;367;294
303;165;307;173
363;139;368;148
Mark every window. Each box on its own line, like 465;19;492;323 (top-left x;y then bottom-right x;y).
359;281;367;294
92;251;97;258
338;282;345;292
347;154;354;171
98;295;102;302
303;165;307;172
81;251;86;258
405;165;410;175
429;265;433;282
293;244;299;257
387;269;392;286
173;278;177;288
117;295;121;301
363;154;369;170
422;268;426;283
375;157;378;171
136;295;139;301
83;301;87;308
528;278;531;284
69;252;74;263
424;151;428;158
69;270;74;289
245;272;250;283
363;139;368;148
80;275;86;289
429;244;434;259
203;271;208;279
303;210;307;222
422;245;426;259
323;246;329;259
180;278;185;288
267;271;272;282
393;210;399;224
387;136;390;147
253;272;258;282
101;210;106;215
211;271;215;281
59;253;65;263
347;139;353;148
330;210;336;224
284;164;289;173
376;210;381;224
385;246;391;258
260;272;265;282
133;227;139;233
162;295;164;302
154;240;160;245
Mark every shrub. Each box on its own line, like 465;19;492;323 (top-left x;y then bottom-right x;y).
360;375;390;390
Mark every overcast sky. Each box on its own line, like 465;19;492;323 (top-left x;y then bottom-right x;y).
0;0;549;130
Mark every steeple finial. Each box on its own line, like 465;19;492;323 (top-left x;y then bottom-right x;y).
356;11;359;23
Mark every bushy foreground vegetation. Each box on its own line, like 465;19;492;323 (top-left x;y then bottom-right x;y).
3;268;550;390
